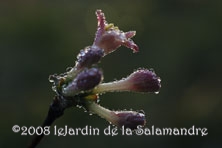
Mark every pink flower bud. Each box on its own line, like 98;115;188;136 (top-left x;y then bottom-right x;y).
93;69;161;94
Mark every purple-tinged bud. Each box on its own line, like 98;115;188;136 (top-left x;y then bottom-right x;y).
114;111;146;129
93;69;161;94
62;68;103;96
126;69;161;92
66;46;104;80
76;68;103;91
93;10;139;55
86;102;146;130
75;46;104;70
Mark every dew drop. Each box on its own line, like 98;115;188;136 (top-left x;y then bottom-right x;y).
96;98;100;103
154;91;159;94
149;68;154;72
138;110;145;114
66;67;73;72
76;105;82;108
52;86;57;92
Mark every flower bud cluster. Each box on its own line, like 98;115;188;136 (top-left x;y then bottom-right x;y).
49;10;161;129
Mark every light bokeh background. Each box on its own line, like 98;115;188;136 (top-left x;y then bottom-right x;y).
1;0;221;147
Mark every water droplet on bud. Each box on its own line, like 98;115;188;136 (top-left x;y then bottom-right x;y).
66;67;73;72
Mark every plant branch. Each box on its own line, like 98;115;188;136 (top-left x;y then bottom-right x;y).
28;96;71;148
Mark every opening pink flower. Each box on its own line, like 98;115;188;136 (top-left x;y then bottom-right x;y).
94;10;139;55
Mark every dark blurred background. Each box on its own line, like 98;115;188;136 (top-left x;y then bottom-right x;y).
1;0;222;147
